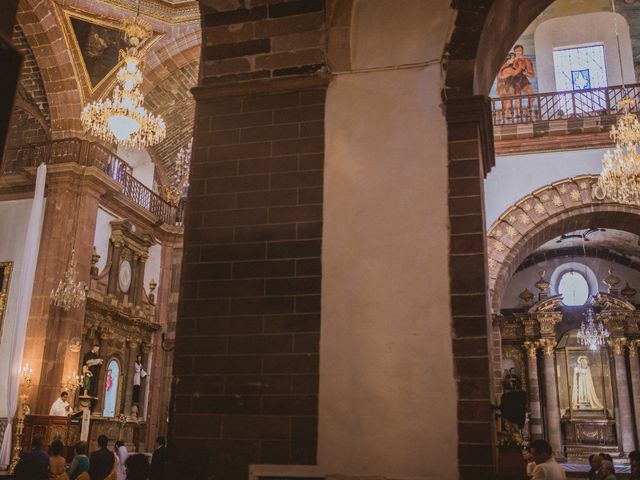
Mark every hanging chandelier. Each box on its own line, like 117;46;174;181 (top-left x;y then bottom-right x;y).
577;304;610;351
164;138;192;206
50;249;87;311
594;99;640;205
81;16;165;149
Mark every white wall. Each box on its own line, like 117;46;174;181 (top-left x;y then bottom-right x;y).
534;12;635;92
117;147;156;191
0;199;35;417
502;257;640;309
93;208;119;274
485;148;605;227
320;1;457;478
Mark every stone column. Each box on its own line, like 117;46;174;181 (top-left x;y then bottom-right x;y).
540;338;562;456
23;168;107;414
628;340;640;445
610;337;636;454
524;341;543;440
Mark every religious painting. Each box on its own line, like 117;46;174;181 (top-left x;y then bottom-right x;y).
0;261;13;341
68;16;127;89
102;358;121;418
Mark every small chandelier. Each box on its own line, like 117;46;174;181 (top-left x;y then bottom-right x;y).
50;249;87;311
594;98;640;204
164;138;192;206
577;304;610;351
81;16;165;149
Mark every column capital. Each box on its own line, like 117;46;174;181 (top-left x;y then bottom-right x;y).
630;339;640;357
539;338;556;356
608;337;628;356
524;340;539;358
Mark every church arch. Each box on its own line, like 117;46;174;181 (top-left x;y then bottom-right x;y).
16;0;83;138
488;176;640;313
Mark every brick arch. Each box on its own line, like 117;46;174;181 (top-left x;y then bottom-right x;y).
16;0;83;138
487;176;640;312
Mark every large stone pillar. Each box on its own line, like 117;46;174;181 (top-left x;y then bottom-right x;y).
629;341;640;444
524;341;543;440
540;338;562;456
610;337;636;454
23;166;106;414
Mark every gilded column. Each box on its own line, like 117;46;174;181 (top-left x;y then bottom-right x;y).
524;341;543;439
610;337;636;454
628;340;640;444
540;338;562;456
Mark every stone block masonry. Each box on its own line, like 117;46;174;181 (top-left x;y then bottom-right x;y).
172;86;325;479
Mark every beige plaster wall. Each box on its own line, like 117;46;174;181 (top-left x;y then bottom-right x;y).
534;12;634;92
320;2;456;477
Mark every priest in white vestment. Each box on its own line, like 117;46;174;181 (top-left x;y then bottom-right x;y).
49;391;71;416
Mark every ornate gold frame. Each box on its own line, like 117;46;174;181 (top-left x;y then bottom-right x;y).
0;262;14;341
53;2;165;103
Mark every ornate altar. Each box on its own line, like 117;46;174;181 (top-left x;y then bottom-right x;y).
77;219;160;450
21;415;81;461
497;270;640;460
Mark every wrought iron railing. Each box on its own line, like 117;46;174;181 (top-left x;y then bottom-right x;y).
491;83;640;125
7;138;181;226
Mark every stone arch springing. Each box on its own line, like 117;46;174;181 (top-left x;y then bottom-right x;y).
487;175;640;313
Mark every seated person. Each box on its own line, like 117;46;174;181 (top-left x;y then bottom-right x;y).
49;391;71;416
69;441;90;480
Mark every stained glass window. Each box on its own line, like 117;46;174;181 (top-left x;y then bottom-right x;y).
553;44;607;92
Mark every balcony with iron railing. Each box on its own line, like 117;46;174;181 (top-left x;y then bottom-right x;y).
490;84;640;153
491;83;640;125
3;138;182;226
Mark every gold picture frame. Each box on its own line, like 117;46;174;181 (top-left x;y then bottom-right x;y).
0;262;14;341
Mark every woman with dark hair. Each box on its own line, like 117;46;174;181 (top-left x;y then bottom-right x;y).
125;454;151;480
69;441;90;480
49;439;67;479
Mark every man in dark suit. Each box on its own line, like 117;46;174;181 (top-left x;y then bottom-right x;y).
89;434;115;480
14;435;48;480
151;436;168;480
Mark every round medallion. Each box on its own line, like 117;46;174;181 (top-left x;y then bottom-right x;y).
118;260;132;293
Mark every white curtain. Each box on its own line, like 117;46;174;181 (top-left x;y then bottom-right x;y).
0;163;46;468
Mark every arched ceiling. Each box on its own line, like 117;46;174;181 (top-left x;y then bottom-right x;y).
15;0;200;176
146;61;198;177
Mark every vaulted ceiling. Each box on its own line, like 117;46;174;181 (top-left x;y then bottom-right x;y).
16;0;200;181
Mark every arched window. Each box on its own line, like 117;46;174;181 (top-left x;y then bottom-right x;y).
558;270;590;306
102;359;120;418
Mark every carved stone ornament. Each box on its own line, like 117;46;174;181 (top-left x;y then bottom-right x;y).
630;339;640;357
519;288;534;306
622;282;638;301
538;338;556;356
608;337;628;356
535;270;551;300
603;268;621;294
524;340;539;358
537;313;562;337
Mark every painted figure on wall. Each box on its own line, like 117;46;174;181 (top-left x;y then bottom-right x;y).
572;355;604;409
497;45;536;113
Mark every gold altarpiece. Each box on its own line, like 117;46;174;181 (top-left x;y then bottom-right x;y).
498;279;640;460
78;219;160;450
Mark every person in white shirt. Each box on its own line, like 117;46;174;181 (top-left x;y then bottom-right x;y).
48;391;71;416
529;439;567;480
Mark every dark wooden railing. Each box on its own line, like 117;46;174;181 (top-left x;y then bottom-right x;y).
491;83;640;125
6;138;181;226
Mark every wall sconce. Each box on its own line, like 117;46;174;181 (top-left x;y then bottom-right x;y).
22;363;32;388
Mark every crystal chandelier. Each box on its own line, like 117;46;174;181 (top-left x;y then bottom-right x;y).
164;138;192;206
577;304;610;351
594;99;640;205
50;249;87;311
81;16;165;149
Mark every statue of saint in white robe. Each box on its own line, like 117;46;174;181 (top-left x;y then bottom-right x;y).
572;356;604;409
